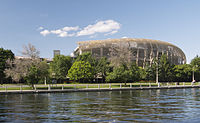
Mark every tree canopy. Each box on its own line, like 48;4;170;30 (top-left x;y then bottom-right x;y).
22;43;40;59
68;61;94;82
0;48;14;84
50;55;72;80
2;46;200;84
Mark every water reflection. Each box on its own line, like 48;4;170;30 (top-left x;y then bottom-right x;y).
0;88;200;122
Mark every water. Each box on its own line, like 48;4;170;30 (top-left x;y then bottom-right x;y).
1;88;200;122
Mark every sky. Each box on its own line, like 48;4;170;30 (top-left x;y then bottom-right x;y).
0;0;200;63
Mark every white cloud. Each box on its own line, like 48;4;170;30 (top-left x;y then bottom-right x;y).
58;32;67;37
67;33;76;37
39;20;121;38
110;30;118;34
51;29;62;34
77;20;120;36
63;26;79;31
40;26;78;37
122;36;128;38
40;30;50;36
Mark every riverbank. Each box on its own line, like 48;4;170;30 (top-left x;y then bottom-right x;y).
0;83;200;94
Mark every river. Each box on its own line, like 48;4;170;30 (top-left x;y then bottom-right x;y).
0;88;200;122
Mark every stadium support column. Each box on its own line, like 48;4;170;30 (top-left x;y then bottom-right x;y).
143;49;147;68
149;43;153;66
100;47;103;57
79;48;82;55
136;49;139;65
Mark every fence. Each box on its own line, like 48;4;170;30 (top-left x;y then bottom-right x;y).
0;82;200;92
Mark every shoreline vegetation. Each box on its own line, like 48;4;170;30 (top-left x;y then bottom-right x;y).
2;44;200;89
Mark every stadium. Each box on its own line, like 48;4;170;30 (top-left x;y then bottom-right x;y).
73;38;186;67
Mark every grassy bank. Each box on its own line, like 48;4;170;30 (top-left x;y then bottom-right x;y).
0;82;198;91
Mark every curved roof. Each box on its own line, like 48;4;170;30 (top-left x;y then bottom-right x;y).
77;38;171;46
76;38;186;64
78;38;177;48
78;38;183;51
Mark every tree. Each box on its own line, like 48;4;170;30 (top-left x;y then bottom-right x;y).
174;64;192;82
5;44;40;85
95;57;110;82
5;58;39;83
68;61;94;82
50;55;72;81
190;56;200;81
75;52;97;66
5;58;50;86
0;48;14;84
5;44;50;86
38;61;49;84
143;55;175;82
106;64;132;84
191;55;200;66
21;43;40;59
158;54;175;82
129;62;141;82
109;43;132;67
25;65;40;88
143;62;156;81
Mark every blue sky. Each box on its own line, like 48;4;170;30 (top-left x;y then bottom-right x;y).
0;0;200;63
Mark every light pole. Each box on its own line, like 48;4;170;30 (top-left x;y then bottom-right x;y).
192;66;195;82
52;72;56;85
192;65;198;82
156;61;159;84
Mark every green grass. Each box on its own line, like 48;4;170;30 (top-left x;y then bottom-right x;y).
0;87;32;90
0;82;199;91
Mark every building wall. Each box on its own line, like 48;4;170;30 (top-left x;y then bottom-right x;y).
75;38;186;67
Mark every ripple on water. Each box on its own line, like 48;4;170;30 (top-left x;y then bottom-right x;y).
0;88;200;122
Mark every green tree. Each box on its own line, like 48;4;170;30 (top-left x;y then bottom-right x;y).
106;64;131;83
75;52;97;66
106;61;141;84
38;61;49;84
95;57;110;82
143;55;175;82
129;62;141;82
50;55;72;81
25;65;40;88
174;64;192;82
143;63;156;81
191;55;200;66
0;48;14;84
190;55;200;81
106;63;140;84
5;59;50;85
146;54;175;82
68;61;94;82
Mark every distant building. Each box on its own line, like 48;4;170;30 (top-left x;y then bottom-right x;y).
15;56;52;63
53;50;60;57
73;38;186;67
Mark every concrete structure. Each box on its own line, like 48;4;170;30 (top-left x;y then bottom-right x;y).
74;38;186;67
0;83;199;94
53;50;60;57
15;56;52;63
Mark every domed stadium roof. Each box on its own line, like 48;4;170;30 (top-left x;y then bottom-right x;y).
75;38;186;66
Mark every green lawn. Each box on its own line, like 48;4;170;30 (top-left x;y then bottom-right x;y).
0;82;198;91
